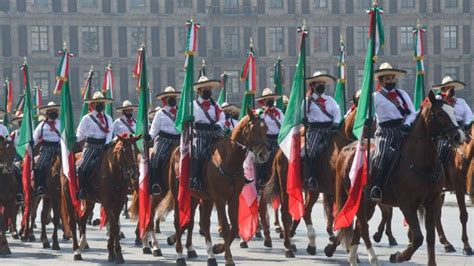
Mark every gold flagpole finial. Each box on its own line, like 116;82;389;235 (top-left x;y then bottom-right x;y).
249;37;253;49
373;0;378;6
340;34;344;43
23;56;27;64
202;59;206;68
90;65;94;71
108;60;112;68
417;19;421;28
63;41;68;50
302;19;307;31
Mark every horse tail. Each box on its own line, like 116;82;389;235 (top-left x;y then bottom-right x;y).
264;151;281;205
129;191;139;221
156;190;174;222
340;227;354;252
59;182;72;237
334;144;356;216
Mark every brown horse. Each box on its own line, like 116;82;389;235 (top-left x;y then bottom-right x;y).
157;108;269;266
0;136;17;255
61;135;139;263
333;90;465;266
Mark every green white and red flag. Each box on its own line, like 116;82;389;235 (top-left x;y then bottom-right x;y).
14;94;25;117
217;72;228;106
238;152;258;241
102;64;114;117
32;84;43;126
53;46;71;95
3;79;13;127
239;41;256;119
334;37;347;120
413;22;426;111
80;66;94;119
274;57;284;110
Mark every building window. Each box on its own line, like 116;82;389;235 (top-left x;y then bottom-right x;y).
400;0;415;8
445;0;458;8
177;0;193;8
270;0;283;8
356;26;369;51
444;26;458;49
32;0;48;6
224;27;240;56
359;0;371;9
224;0;238;14
130;0;146;9
401;67;415;94
31;26;49;52
357;69;364;90
227;70;241;103
80;0;97;8
314;0;327;8
32;71;50;98
400;26;413;51
82;26;99;53
177;27;187;53
313;27;328;52
269;27;284;52
130;27;147;53
445;67;459;80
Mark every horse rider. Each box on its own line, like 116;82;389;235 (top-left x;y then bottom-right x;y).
303;71;341;190
148;86;181;195
282;95;289;113
32;102;61;197
221;102;240;133
255;88;284;189
369;63;416;202
190;76;225;191
113;100;138;137
76;92;114;200
9;115;24;203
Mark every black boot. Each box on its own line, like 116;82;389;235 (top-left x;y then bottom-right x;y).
16;193;24;204
77;169;87;200
304;157;318;190
369;167;383;202
190;159;203;191
149;165;162;196
35;169;46;197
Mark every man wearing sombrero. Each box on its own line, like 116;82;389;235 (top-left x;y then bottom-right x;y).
76;91;114;199
113;100;138;136
370;63;416;202
304;72;341;190
9;114;25;203
221;102;239;132
148;86;181;195
190;76;225;191
0;108;8;138
32;102;61;197
255;88;284;189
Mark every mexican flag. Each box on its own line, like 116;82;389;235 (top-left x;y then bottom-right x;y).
277;25;307;221
413;23;426;111
217;72;228;106
238;152;259;241
134;47;151;238
16;62;34;227
3;79;13;127
274;57;284;110
32;85;43;126
239;44;256;119
175;19;199;229
79;67;94;119
334;38;347;121
102;64;114;118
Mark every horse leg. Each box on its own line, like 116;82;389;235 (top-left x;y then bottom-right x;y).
423;196;442;266
150;226;162;257
122;198;129;219
134;223;141;246
384;207;398;246
185;199;199;259
173;199;186;266
390;208;424;263
40;198;51;248
259;196;272;248
78;204;94;251
223;194;240;266
281;198;295;258
212;199;229;256
435;194;456;252
0;204;12;255
456;189;473;255
358;201;379;266
303;191;318;255
51;197;61;250
323;194;336;242
273;207;282;233
373;205;387;243
111;207;125;264
201;200;217;265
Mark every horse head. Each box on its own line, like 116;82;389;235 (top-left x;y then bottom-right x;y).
233;107;270;164
423;89;465;146
114;134;141;181
0;136;15;174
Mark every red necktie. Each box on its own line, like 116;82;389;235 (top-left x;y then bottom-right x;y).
265;108;281;119
316;97;327;111
441;93;456;106
97;112;106;125
169;108;177;117
201;100;211;111
127;118;134;127
387;91;398;101
47;121;57;132
225;120;231;128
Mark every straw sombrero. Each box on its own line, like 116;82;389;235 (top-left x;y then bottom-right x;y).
39;101;60;114
10;114;23;126
156;86;181;100
306;71;336;85
148;106;161;120
374;62;407;79
256;88;282;102
282;95;289;106
0;108;5;117
193;76;221;91
116;100;138;112
221;102;239;114
85;91;113;104
432;76;465;91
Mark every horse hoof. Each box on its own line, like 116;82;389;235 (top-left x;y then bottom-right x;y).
324;244;335;257
63;234;70;241
207;258;218;266
279;232;284;239
83;244;90;250
388;237;398;246
187;250;197;259
52;242;60;250
240;242;248;248
444;244;456;253
389;251;402;263
119;232;125;239
463;247;474;255
155;227;161;234
373;232;382;243
134;238;141;246
225;262;235;266
199;229;205;236
285;250;295;258
176;258;186;266
20;236;27;242
43;242;51;249
0;247;12;255
255;231;262;239
219;231;223;238
213;244;225;254
115;253;125;264
275;226;282;233
167;236;176;246
73;254;83;261
264;240;272;248
12;232;19;240
329;234;336;242
108;253;115;262
306;245;316;255
32;223;37;229
28;235;36;242
290;244;297;252
143;247;152;254
151;249;162;257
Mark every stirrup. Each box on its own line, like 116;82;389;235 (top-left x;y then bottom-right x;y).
16;193;24;204
190;178;202;191
151;184;162;196
77;189;87;200
37;186;46;197
370;186;382;202
307;177;319;190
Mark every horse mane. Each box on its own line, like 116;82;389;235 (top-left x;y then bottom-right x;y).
230;115;251;140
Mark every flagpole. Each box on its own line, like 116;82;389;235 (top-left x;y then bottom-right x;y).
300;20;309;170
249;38;255;109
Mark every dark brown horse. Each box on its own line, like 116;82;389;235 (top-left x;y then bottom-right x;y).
333;90;465;266
61;135;139;263
0;136;17;255
157;108;269;266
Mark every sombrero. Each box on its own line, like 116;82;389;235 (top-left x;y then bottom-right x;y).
148;106;161;120
255;88;282;102
39;101;60;114
282;95;289;106
193;76;221;91
156;86;181;100
432;76;465;91
10;114;23;126
0;108;5;117
306;71;336;85
116;100;138;112
374;62;407;79
221;102;240;113
85;91;113;104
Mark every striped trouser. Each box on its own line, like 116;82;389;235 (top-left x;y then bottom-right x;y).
35;144;60;171
150;136;179;168
77;143;105;181
192;129;217;160
256;136;279;188
306;127;331;159
372;125;405;170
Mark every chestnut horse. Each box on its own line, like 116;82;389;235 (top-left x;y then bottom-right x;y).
61;135;139;263
0;136;16;255
157;108;269;266
333;90;465;266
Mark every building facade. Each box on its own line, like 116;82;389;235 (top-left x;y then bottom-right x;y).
0;0;473;119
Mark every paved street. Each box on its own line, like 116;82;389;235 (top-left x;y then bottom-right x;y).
1;194;473;265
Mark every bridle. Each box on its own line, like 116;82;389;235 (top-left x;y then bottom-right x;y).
111;140;139;180
430;103;460;142
227;116;268;155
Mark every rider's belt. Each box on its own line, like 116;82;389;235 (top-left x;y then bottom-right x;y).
42;140;60;146
379;119;404;128
195;123;214;131
158;131;180;140
86;137;106;145
308;121;333;129
267;134;279;140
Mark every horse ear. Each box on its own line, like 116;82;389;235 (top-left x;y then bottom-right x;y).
447;87;455;98
428;90;437;104
246;106;254;120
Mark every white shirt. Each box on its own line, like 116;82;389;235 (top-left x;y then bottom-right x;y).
0;124;9;138
193;97;225;126
374;88;416;126
223;117;239;131
453;98;473;125
76;111;114;144
113;116;137;137
257;106;284;135
149;106;179;139
306;93;341;124
33;119;61;144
